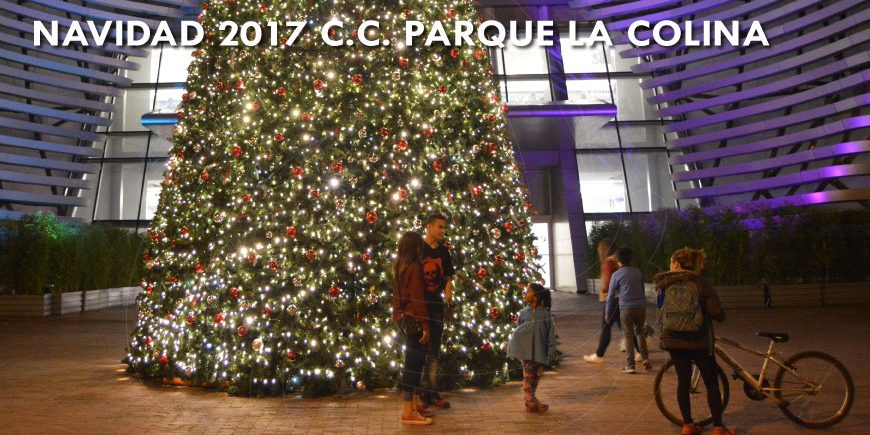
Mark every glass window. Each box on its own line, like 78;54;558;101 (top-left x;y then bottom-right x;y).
148;135;174;159
611;78;662;121
154;87;185;111
503;36;549;75
157;46;194;83
125;47;159;83
566;79;612;103
104;134;150;158
505;79;551;102
612;124;666;148
552;221;576;291
574;119;619;149
110;89;154;132
94;162;146;220
139;162;169;220
623;151;676;212
531;223;551;287
561;38;607;73
577;153;628;213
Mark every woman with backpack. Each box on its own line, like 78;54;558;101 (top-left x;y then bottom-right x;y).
654;248;734;435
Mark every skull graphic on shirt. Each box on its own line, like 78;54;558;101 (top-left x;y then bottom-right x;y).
423;257;444;293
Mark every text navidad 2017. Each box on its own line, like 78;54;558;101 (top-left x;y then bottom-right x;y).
33;19;770;48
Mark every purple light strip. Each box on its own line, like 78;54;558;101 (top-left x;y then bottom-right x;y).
507;108;617;118
674;164;870;199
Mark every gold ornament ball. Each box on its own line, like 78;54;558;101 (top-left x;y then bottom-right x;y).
356;380;366;391
287;304;298;316
252;338;264;351
335;359;345;369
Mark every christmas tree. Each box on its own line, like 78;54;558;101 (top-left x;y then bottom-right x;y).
126;0;542;396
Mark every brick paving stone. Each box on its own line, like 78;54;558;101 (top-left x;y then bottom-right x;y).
0;291;867;434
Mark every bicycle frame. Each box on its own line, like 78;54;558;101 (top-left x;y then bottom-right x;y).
713;336;820;403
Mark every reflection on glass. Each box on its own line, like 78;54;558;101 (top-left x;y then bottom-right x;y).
566;79;612;103
158;47;194;83
506;79;551;102
577;153;628;213
503;35;548;75
624;151;675;212
531;223;551;287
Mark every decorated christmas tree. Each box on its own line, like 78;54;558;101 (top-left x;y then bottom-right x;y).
126;0;543;396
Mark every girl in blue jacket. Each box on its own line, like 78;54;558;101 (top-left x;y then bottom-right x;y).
507;283;557;413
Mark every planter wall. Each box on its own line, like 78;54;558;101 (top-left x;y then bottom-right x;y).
0;294;51;317
51;291;82;315
83;289;108;311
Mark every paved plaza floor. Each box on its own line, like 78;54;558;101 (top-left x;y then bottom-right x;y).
0;291;867;434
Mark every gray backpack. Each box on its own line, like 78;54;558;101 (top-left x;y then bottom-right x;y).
662;280;703;333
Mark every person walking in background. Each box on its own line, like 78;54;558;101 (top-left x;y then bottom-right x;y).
605;247;652;373
654;248;733;435
585;239;624;363
507;283;557;413
391;231;432;425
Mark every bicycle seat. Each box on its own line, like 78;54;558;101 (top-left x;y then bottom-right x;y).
757;331;790;343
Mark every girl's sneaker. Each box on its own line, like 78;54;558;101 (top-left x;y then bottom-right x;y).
401;412;433;425
712;427;736;435
681;424;702;435
525;402;549;413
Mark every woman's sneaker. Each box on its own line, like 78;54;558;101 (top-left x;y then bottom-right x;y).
401;412;433;425
583;353;604;363
681;424;702;435
642;360;654;371
622;366;637;374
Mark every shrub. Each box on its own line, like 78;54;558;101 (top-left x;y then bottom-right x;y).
0;213;144;295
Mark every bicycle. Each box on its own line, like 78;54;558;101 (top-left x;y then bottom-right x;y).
654;331;854;429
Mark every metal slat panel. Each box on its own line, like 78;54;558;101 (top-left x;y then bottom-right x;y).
0;134;104;157
0;48;132;86
675;164;870;199
0;82;113;112
0;65;121;97
0;189;88;207
0;33;138;71
0;116;107;143
0;152;95;173
0;98;112;126
24;0;161;27
0;170;93;189
0;12;146;58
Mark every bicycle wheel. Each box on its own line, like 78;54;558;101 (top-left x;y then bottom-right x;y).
773;351;854;428
654;359;730;427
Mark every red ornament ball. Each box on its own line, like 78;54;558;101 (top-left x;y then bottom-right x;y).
300;112;312;122
276;86;287;97
274;133;285;142
450;48;459;59
398;57;408;68
422;127;433;137
309;189;320;199
365;211;378;224
144;336;153;346
292;166;304;177
268;260;278;271
510;313;519;323
351;74;364;86
397;188;408;201
515;252;526;261
481;342;492;352
146;284;154;294
200;171;210;181
354;312;363;322
186;315;197;325
251;101;261;111
237;325;249;337
232;145;243;157
247;252;258;264
285;226;298;238
229;287;240;298
494;255;503;264
242;194;252;203
396;139;409;151
305;250;316;261
158;354;169;365
432;160;442;172
379;127;390;137
503;221;514;233
313;79;325;91
258;4;267;13
490;307;500;319
287;350;298;361
477;267;488;280
474;49;484;60
361;253;372;263
234;80;245;90
471;186;482;196
214;312;225;324
328;285;340;298
195;262;205;274
262;306;272;316
332;161;344;173
447;8;457;19
438;84;446;93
